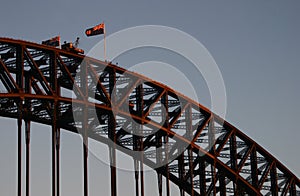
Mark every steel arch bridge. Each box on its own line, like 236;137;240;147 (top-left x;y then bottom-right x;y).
0;37;299;196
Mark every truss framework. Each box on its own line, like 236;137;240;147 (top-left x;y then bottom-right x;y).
0;38;299;196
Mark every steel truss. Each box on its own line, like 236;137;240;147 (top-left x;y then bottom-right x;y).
0;38;299;196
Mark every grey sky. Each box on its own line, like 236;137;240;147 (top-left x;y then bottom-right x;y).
0;1;299;195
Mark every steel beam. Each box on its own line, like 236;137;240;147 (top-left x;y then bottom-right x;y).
25;76;31;196
186;105;194;196
17;106;22;196
56;128;60;196
52;104;57;196
108;68;117;196
25;120;30;196
162;92;170;196
136;83;144;196
16;44;24;196
80;61;89;196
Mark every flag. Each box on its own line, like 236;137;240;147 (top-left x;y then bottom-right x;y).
85;23;105;37
42;36;60;47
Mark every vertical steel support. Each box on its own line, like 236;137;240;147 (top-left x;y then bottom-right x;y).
139;161;144;196
52;105;57;196
178;153;185;196
156;130;163;196
134;161;139;196
134;127;139;196
83;124;88;196
270;163;278;196
134;155;139;196
230;131;237;193
25;120;30;196
17;106;23;196
56;127;60;196
199;157;206;196
81;61;89;196
208;117;216;195
53;55;61;196
235;181;242;195
289;180;296;195
164;135;170;196
250;146;258;189
186;104;194;196
218;170;226;196
108;68;117;196
229;132;237;170
16;45;24;196
24;76;31;196
161;92;170;196
50;52;61;196
50;52;58;196
136;83;144;196
157;172;162;196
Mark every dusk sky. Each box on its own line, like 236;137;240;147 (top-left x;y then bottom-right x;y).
0;1;299;195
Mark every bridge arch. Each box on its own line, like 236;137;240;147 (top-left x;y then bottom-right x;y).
0;38;299;195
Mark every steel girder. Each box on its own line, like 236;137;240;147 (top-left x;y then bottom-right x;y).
0;37;299;196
